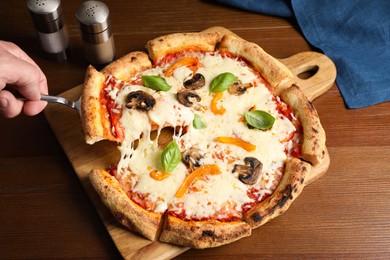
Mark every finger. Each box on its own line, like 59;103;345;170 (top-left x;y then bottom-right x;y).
23;100;47;116
0;41;40;70
38;70;49;95
3;42;48;94
0;90;24;118
0;41;48;99
0;53;43;100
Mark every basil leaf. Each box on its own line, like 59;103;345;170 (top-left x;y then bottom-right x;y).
193;114;207;129
161;140;181;172
210;72;237;93
142;75;172;91
244;110;275;130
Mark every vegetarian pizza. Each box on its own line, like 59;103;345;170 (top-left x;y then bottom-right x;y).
80;28;328;248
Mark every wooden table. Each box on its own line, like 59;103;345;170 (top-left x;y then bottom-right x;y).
1;0;389;258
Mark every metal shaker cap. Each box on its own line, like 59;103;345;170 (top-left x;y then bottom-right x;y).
76;1;111;34
27;0;62;23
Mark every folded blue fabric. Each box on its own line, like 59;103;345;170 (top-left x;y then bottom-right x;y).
217;0;390;108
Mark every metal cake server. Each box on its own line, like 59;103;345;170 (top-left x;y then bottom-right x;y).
40;94;81;112
19;94;81;114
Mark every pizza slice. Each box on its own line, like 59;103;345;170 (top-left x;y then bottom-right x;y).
81;51;152;144
81;28;328;248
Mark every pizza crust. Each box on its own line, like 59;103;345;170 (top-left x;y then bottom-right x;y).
281;84;327;165
89;169;163;241
81;65;112;144
244;157;310;228
100;51;152;82
218;34;294;89
159;215;251;249
145;32;222;62
81;52;152;144
201;26;244;40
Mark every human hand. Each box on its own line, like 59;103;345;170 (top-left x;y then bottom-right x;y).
0;40;48;118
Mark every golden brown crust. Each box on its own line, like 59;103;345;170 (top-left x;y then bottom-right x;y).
100;51;152;82
201;26;244;40
159;215;251;249
305;147;330;185
218;34;293;89
281;84;327;165
145;32;222;62
244;157;310;228
81;65;113;144
89;169;163;241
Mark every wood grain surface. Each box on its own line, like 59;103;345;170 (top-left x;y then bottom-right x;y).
0;0;389;259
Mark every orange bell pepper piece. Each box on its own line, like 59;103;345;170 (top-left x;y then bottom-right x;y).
175;164;221;198
210;92;226;115
215;136;256;152
165;57;201;77
150;170;170;181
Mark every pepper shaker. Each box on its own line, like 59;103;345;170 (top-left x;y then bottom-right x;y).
76;1;115;65
27;0;69;62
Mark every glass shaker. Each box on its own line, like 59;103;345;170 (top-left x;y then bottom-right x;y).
76;1;115;65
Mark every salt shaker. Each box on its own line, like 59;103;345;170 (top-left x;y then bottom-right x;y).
27;0;69;62
76;1;115;65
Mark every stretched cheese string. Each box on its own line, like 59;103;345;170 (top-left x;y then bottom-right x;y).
175;164;221;198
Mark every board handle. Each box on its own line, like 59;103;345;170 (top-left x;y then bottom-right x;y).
280;51;337;101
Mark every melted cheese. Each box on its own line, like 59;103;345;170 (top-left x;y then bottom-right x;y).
170;172;252;219
149;91;194;127
110;52;297;219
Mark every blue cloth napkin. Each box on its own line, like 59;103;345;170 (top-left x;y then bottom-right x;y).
217;0;390;108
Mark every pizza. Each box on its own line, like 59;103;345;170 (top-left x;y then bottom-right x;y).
80;27;328;248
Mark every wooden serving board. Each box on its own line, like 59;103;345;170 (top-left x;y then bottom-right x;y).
44;50;336;259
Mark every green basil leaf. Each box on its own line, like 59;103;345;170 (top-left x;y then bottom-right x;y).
244;110;275;130
161;140;181;172
193;114;207;129
210;72;237;93
142;75;172;91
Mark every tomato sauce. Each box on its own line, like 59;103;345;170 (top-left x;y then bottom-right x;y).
107;166;118;177
241;188;271;215
101;76;125;141
273;96;294;120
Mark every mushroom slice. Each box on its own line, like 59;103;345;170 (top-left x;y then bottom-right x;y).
183;73;206;90
182;148;204;172
228;80;253;96
233;157;262;185
126;90;156;111
177;89;201;107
